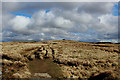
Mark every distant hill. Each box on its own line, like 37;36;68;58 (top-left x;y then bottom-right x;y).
94;42;113;44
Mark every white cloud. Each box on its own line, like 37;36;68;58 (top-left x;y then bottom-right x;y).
31;10;55;26
9;16;30;34
40;38;44;41
54;17;74;29
2;2;118;42
96;14;118;33
100;39;118;43
40;33;45;36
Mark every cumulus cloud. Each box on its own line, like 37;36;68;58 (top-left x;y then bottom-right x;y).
9;16;30;34
53;17;74;29
96;14;118;33
2;2;118;42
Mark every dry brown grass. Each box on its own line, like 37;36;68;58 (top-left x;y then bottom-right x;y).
1;40;119;79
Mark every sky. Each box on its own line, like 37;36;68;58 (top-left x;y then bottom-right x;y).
1;2;119;42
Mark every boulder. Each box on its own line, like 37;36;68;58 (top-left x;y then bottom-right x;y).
34;73;51;78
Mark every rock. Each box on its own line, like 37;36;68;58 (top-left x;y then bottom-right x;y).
71;75;79;78
12;71;31;78
2;59;13;65
22;71;31;78
12;73;22;78
41;50;46;55
40;56;44;60
39;46;45;51
31;55;35;60
34;73;51;78
46;49;53;58
14;61;26;67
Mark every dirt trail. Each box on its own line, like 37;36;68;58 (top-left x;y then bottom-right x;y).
28;59;63;78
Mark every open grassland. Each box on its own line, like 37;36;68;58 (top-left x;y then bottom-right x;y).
1;40;120;80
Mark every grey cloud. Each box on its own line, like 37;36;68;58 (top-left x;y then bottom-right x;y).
2;2;114;14
2;2;118;42
78;2;114;15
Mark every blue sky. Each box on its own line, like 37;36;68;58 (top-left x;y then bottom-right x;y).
112;3;119;16
9;11;32;18
2;2;118;43
9;9;52;19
